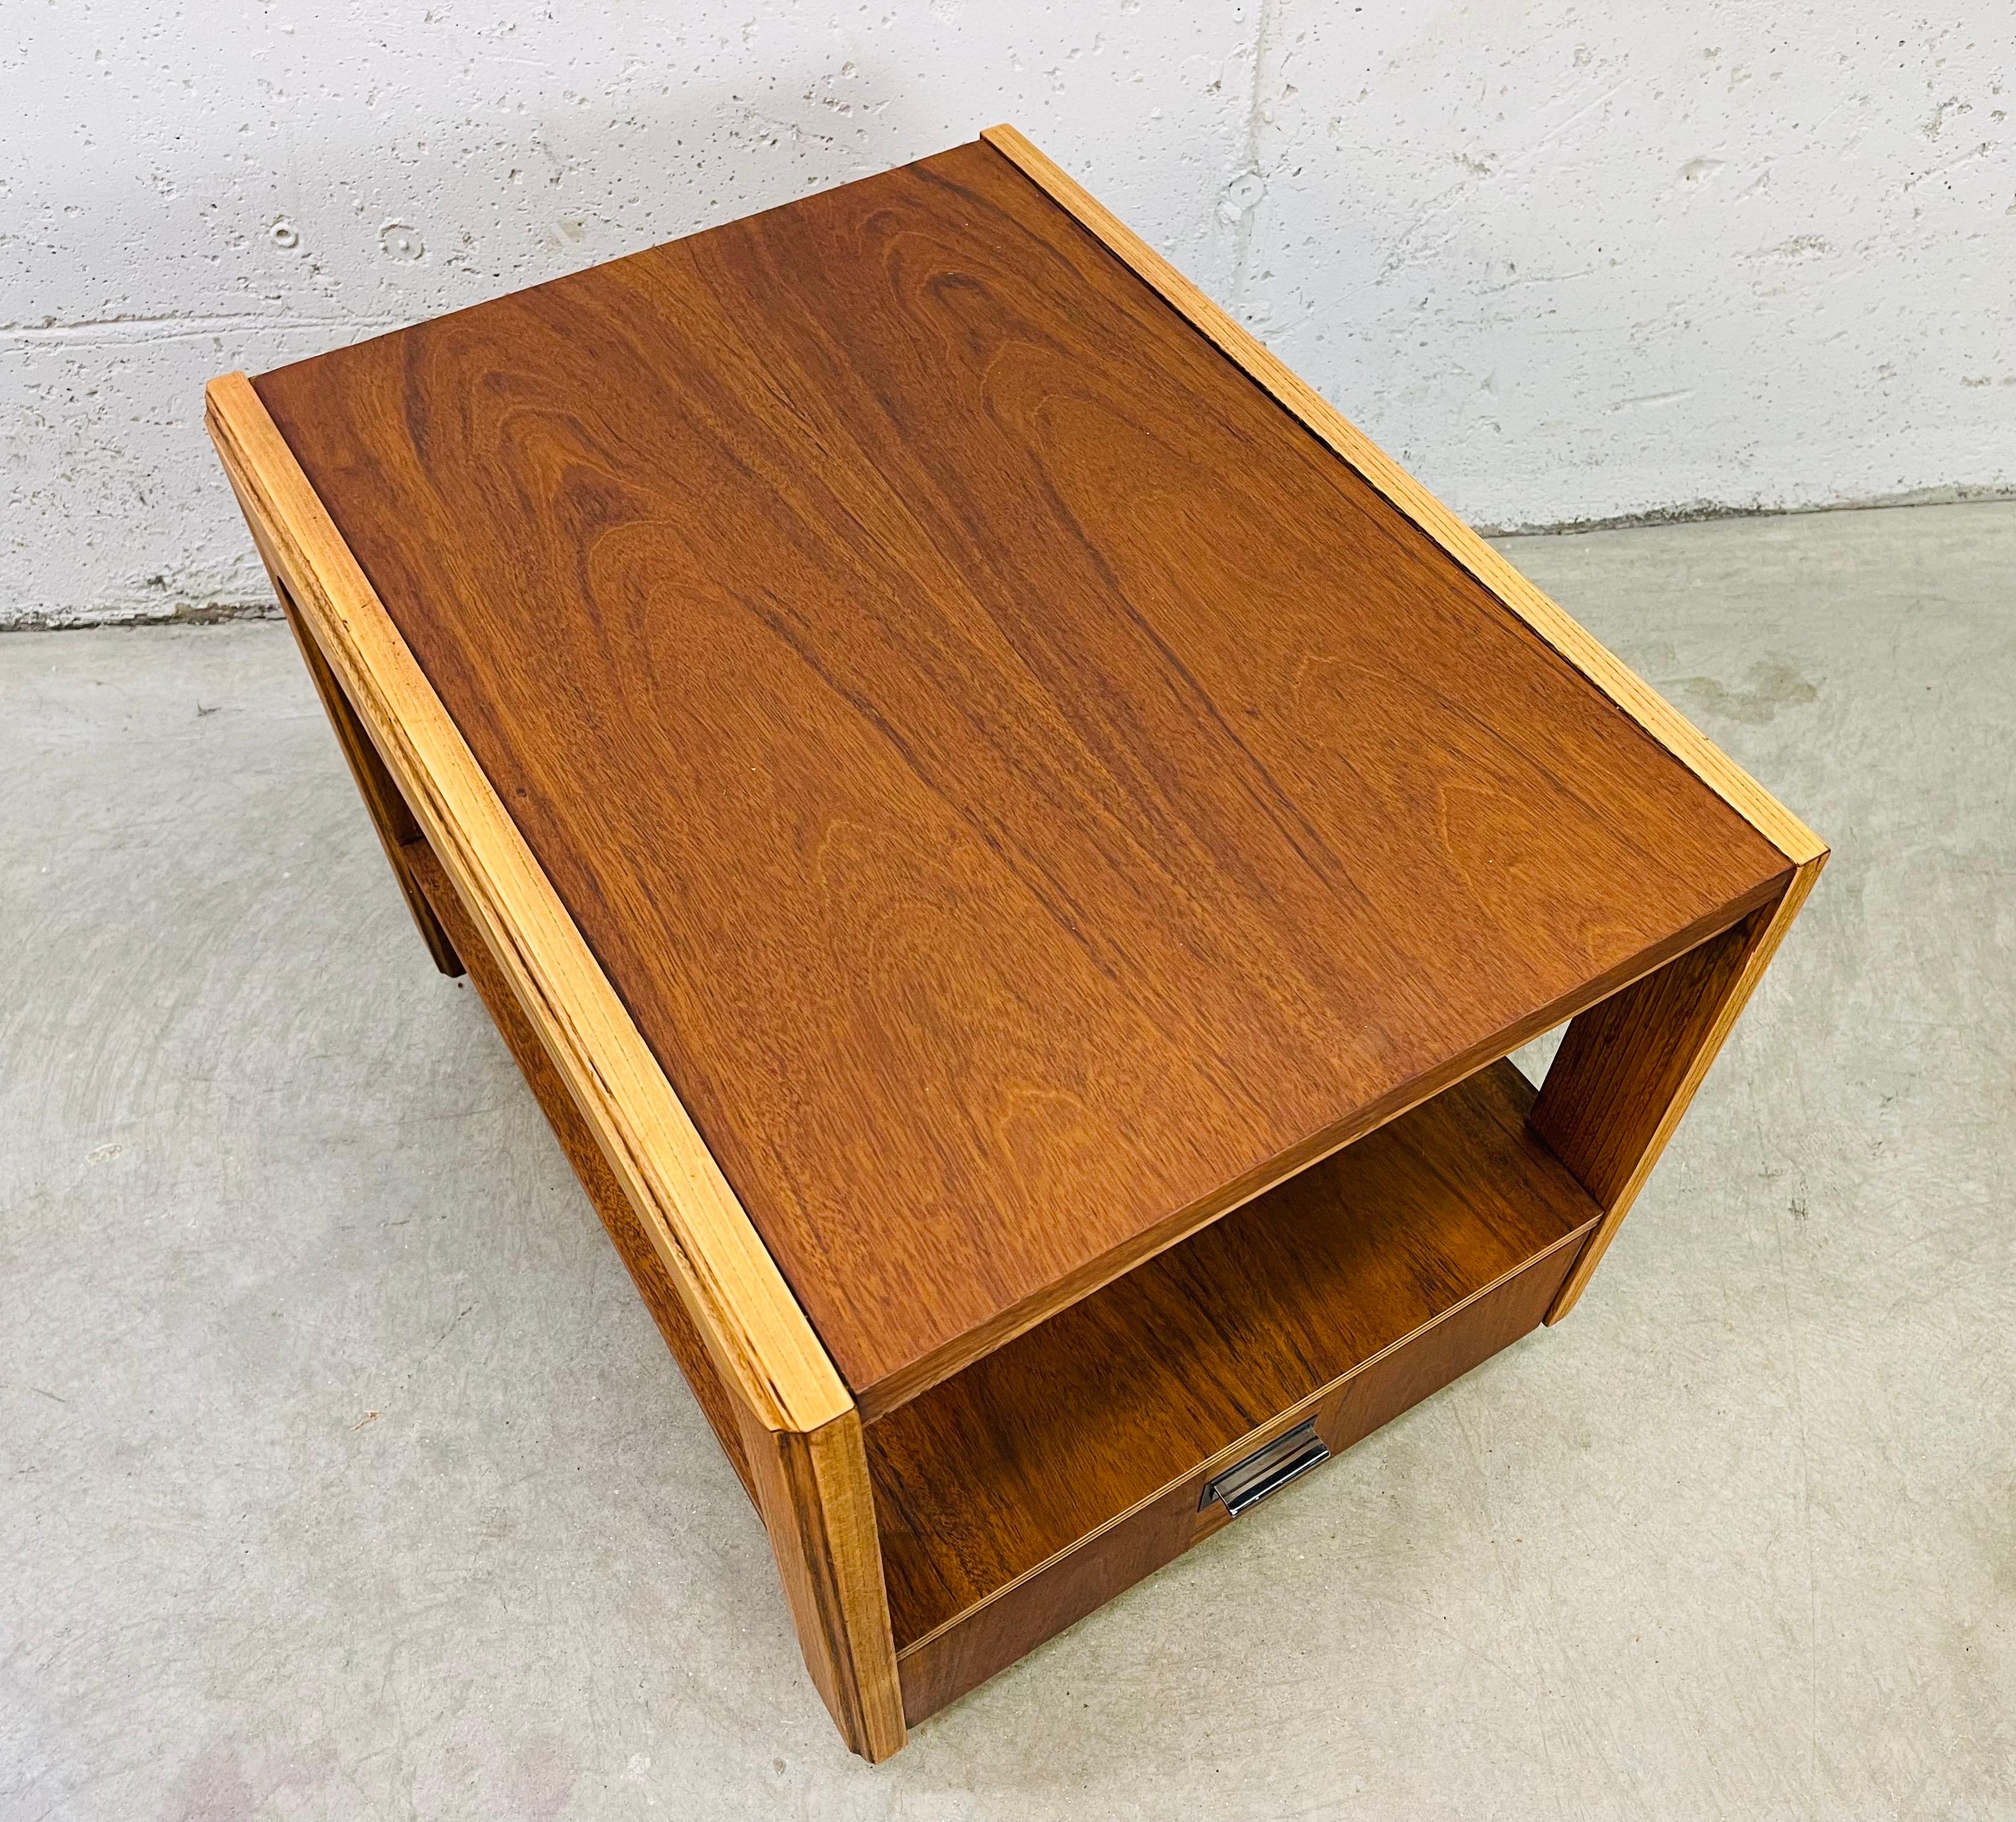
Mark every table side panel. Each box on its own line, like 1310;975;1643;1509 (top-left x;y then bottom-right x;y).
207;379;903;1759
409;837;908;1757
205;374;848;1435
282;589;463;977
747;1412;909;1761
402;838;757;1500
415;828;906;1757
1538;852;1826;1320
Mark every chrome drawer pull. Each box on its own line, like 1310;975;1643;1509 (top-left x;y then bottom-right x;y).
1200;1418;1331;1518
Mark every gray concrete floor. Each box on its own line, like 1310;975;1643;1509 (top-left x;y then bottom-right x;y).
3;501;2012;1819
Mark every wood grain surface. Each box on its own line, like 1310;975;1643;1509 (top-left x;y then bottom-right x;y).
746;1412;908;1760
894;1232;1581;1725
252;136;1788;1415
978;125;1829;869
867;1058;1598;1649
1536;853;1826;1319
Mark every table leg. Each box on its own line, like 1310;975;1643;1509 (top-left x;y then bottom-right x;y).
260;561;462;978
1532;855;1824;1322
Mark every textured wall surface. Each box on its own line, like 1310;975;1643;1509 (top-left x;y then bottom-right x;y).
3;1;2011;627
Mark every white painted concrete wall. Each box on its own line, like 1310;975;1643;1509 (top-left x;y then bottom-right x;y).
3;1;2010;627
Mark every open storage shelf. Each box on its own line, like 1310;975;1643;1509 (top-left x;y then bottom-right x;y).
401;779;1768;1737
863;1057;1601;1692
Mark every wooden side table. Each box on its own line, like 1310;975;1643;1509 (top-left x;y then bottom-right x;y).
207;125;1824;1761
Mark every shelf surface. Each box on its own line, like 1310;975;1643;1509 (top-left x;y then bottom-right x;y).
252;137;1786;1414
866;1059;1598;1650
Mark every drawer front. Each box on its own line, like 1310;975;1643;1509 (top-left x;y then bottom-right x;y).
896;1232;1583;1725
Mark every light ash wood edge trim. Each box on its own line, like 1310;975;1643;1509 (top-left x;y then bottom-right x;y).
1542;851;1826;1323
978;123;1827;870
204;371;849;1438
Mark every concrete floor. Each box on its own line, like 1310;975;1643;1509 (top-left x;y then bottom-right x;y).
3;500;2011;1819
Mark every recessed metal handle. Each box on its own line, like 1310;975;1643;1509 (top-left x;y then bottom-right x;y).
1200;1418;1331;1518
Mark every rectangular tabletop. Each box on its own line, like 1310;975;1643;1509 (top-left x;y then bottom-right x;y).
254;137;1789;1415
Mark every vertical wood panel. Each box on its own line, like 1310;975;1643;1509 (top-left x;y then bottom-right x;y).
207;374;901;1759
1534;856;1825;1320
261;556;461;976
206;369;848;1431
745;1413;908;1761
402;837;756;1502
